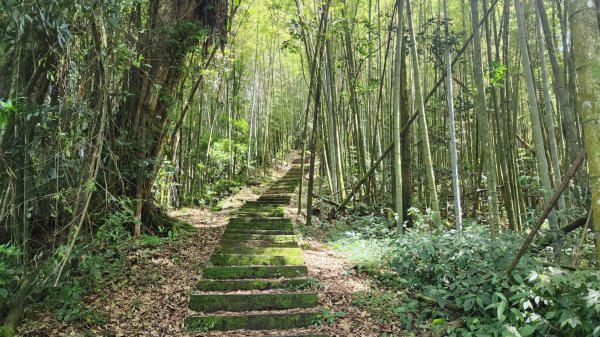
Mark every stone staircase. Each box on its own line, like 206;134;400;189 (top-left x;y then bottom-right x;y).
185;164;327;336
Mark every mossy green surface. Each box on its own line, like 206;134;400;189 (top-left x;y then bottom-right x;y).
229;217;292;224
219;239;298;248
196;277;313;291
221;233;297;242
202;265;308;279
188;292;317;312
184;312;319;331
216;246;302;256
224;229;295;235
236;211;284;217
220;240;298;248
210;254;304;266
227;222;294;231
239;205;284;211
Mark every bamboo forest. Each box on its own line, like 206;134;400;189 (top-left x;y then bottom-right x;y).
1;0;600;335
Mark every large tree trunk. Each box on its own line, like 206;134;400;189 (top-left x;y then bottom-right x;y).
111;0;226;236
568;0;600;264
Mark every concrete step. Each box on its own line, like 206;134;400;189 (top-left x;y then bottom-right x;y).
189;292;318;312
220;239;298;248
216;246;303;257
229;217;292;224
203;265;308;279
209;254;304;266
228;222;294;231
196;277;314;292
221;233;298;242
224;228;295;235
185;311;320;331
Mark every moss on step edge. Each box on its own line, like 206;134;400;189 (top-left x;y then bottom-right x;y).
224;229;295;235
216;246;302;256
229;217;292;224
184;312;320;331
196;277;315;291
210;254;304;266
202;265;308;279
219;239;298;248
227;222;294;231
188;292;318;312
221;233;297;241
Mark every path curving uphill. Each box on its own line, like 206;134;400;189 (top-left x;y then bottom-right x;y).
185;161;327;337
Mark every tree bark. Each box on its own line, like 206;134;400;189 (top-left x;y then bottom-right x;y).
568;0;600;264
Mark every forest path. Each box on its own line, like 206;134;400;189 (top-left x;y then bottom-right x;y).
185;159;328;336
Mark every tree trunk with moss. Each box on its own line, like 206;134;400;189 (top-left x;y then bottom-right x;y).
568;0;600;263
111;0;227;236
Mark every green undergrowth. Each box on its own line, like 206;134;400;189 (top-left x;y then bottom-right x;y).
316;212;600;336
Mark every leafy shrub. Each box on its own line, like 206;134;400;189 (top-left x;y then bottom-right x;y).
96;196;134;245
312;307;346;326
387;225;600;336
203;179;244;206
0;244;20;301
51;279;85;322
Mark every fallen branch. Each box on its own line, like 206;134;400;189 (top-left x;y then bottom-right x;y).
312;193;340;207
432;318;464;337
413;293;461;312
516;134;536;154
533;216;588;252
507;148;587;273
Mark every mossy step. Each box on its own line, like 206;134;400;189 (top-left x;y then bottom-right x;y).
229;217;292;224
241;203;284;209
239;205;284;209
220;239;298;248
237;211;285;217
209;254;304;266
235;212;285;217
240;205;283;213
237;209;284;214
216;246;303;256
247;200;289;205
224;229;295;235
203;265;308;279
227;222;294;231
185;312;319;331
238;207;283;213
222;233;298;242
196;277;314;291
189;292;318;312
